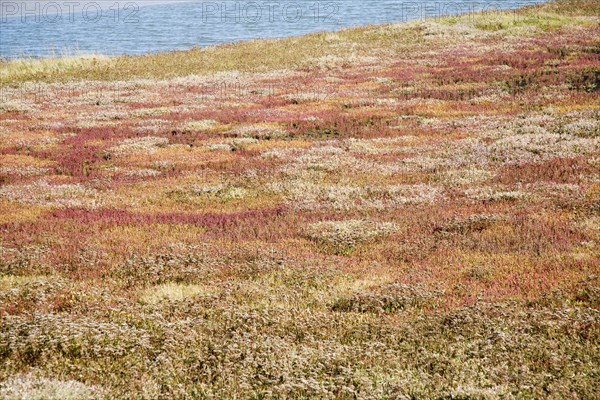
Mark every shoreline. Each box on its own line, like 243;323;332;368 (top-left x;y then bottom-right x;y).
3;0;598;86
1;0;551;64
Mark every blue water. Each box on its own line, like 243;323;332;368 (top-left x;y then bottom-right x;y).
0;1;546;59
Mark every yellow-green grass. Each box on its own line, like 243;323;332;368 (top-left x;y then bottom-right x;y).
139;283;215;304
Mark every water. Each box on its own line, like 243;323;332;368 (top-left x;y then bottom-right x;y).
0;0;547;59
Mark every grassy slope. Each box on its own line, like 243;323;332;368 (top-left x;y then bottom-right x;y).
1;0;598;85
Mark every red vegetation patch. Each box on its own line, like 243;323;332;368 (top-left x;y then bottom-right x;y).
497;157;599;184
50;206;287;229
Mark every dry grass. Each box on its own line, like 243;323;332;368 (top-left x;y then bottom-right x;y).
0;0;599;398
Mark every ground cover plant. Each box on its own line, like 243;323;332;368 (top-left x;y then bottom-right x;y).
0;0;599;398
